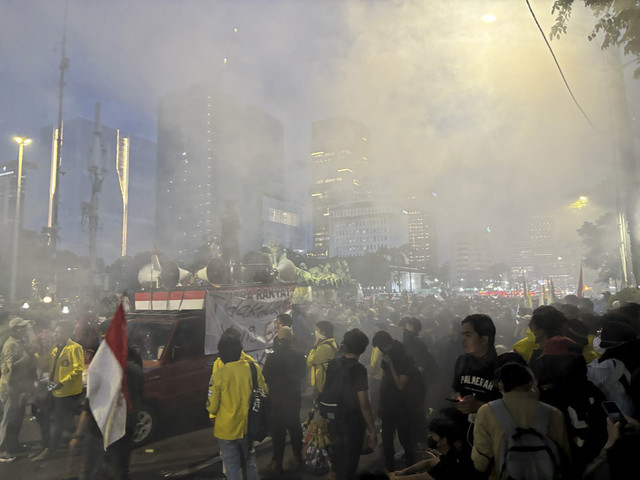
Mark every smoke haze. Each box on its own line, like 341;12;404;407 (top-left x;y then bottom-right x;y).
0;0;637;264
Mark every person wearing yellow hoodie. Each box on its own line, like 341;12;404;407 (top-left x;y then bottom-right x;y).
207;334;266;480
306;320;337;394
33;321;84;462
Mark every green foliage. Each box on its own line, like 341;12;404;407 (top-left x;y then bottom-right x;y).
551;0;640;78
608;286;640;306
578;211;623;282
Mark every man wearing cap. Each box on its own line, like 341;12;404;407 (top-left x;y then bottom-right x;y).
0;317;34;462
260;326;306;475
587;318;640;418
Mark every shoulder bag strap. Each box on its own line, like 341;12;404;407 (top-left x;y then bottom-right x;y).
249;361;258;390
489;399;516;472
49;344;65;381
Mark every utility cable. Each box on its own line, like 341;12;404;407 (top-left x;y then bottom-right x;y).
525;0;598;130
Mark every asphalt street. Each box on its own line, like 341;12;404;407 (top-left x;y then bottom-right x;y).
0;395;386;479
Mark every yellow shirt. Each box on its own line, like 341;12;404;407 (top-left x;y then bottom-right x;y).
206;358;267;440
306;339;337;393
49;339;84;397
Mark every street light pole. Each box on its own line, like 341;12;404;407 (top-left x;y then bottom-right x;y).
9;136;32;305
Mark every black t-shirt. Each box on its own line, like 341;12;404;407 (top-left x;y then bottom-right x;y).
379;340;414;412
324;356;368;425
451;352;500;403
429;447;479;480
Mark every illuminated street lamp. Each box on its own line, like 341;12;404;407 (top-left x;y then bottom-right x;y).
9;136;32;304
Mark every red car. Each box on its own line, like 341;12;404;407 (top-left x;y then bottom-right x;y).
126;311;216;445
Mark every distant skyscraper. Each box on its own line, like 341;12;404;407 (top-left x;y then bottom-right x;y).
24;117;156;264
156;86;288;260
309;117;370;256
405;194;437;269
450;231;495;287
329;199;408;257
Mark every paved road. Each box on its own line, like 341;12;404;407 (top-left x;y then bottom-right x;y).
0;398;386;479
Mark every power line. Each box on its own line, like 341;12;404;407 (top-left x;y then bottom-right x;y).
525;0;597;130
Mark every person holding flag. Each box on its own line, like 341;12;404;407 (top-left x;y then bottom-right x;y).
69;302;144;480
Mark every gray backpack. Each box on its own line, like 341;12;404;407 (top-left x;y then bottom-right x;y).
489;399;563;480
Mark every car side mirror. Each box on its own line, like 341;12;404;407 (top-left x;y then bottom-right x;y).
171;345;184;361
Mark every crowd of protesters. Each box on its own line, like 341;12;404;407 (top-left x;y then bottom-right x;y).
0;308;141;479
279;292;640;480
3;290;640;480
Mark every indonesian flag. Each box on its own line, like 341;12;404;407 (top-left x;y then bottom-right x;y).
87;302;130;450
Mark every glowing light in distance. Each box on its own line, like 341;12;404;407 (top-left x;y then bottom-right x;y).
42;295;53;304
481;13;496;23
14;136;32;145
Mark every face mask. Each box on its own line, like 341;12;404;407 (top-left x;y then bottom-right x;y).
593;336;605;355
315;330;326;343
427;436;439;450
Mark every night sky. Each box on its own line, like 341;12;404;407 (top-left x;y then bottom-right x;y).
1;0;638;266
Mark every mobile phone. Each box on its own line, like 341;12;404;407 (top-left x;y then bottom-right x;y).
601;401;628;426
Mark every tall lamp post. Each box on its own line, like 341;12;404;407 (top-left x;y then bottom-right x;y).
9;136;32;304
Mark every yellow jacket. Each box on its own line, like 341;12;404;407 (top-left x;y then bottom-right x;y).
512;330;538;364
212;351;255;374
306;338;337;392
370;346;383;380
206;358;267;440
49;339;84;397
209;351;255;419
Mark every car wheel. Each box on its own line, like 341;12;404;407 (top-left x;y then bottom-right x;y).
132;403;157;446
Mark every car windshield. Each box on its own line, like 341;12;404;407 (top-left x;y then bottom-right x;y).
127;321;174;361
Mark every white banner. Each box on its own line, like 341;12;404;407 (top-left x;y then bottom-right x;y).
205;284;295;365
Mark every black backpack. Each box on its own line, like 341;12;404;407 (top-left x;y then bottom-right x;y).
318;358;355;421
247;362;270;442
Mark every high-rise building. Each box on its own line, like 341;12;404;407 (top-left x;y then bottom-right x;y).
329;199;408;257
156;86;286;260
405;194;437;270
450;231;495;287
24;117;157;264
309;117;370;256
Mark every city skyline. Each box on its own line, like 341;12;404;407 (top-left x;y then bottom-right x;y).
1;1;638;278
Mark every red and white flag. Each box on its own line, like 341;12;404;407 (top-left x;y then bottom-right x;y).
87;302;130;450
